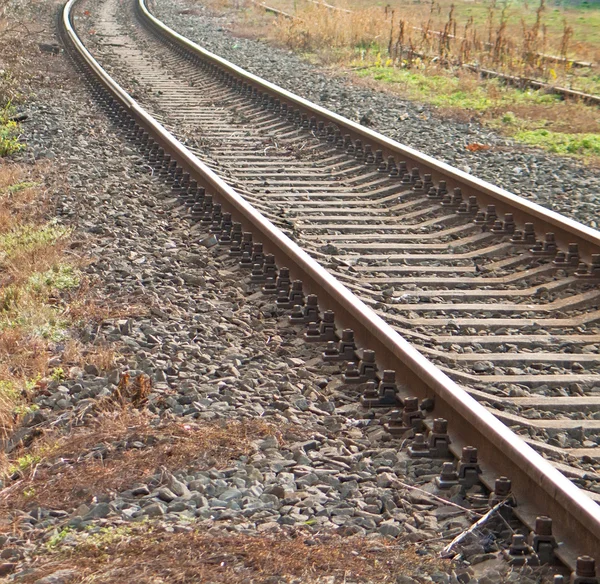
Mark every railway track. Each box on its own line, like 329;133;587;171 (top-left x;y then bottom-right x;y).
60;0;600;574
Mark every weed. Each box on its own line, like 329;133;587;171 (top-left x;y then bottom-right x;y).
255;0;600;160
0;415;291;511
0;103;23;157
13;403;40;416
82;525;134;549
7;181;38;193
0;120;23;156
25;375;42;391
515;128;600;156
8;453;41;475
20;525;451;583
23;486;36;498
27;264;81;293
50;367;66;382
0;221;70;260
47;528;73;549
0;379;19;400
356;66;561;111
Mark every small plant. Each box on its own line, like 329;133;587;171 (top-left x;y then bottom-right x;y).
27;264;81;294
25;375;42;391
22;486;36;498
0;379;19;400
47;527;72;549
50;367;66;382
8;453;41;475
0;103;24;157
13;403;40;416
7;181;39;193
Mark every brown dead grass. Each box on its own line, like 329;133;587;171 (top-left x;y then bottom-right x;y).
486;101;600;135
0;164;47;228
0;410;285;516
0;162;140;441
63;276;146;325
61;339;117;373
18;526;448;583
0;162;136;451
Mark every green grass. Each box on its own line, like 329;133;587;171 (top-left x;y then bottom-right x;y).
27;264;81;293
353;64;599;160
0;263;80;341
0;222;70;259
0;104;24;157
356;66;562;111
514;128;600;155
0;300;70;341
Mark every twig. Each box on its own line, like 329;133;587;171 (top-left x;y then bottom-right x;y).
441;499;508;557
392;479;483;518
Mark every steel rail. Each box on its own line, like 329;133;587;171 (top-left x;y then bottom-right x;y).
62;0;600;568
141;0;600;263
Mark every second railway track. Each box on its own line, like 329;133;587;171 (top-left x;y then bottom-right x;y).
63;0;600;571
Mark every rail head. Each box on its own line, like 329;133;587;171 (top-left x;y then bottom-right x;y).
140;0;600;261
62;0;600;567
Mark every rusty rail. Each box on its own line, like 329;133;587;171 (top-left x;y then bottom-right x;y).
62;0;600;570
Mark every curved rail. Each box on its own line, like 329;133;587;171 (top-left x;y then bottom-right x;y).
62;0;600;567
142;0;600;262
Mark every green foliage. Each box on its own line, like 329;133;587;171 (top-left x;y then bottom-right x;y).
0;221;70;259
357;66;562;111
0;379;19;400
28;264;81;293
8;453;41;475
47;528;72;549
22;486;36;498
514;128;600;156
7;181;39;193
0;103;24;157
34;318;69;342
50;367;66;382
13;403;40;416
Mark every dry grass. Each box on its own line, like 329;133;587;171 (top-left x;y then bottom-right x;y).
17;526;449;583
0;164;65;437
266;0;598;85
0;162;143;443
0;412;285;515
61;339;117;373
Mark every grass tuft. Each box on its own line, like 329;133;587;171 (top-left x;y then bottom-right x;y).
514;128;600;156
0;103;24;157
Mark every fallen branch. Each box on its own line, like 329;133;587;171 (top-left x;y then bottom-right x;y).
441;499;508;558
391;479;483;518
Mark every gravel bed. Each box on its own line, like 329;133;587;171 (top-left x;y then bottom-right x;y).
0;4;577;581
150;0;600;230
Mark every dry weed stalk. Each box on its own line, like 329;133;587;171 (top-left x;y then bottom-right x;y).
17;526;451;583
271;0;588;82
0;415;287;513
